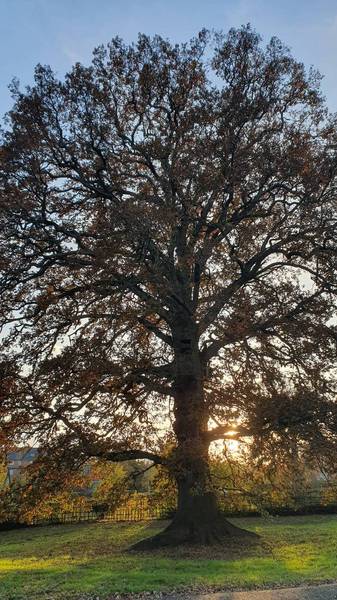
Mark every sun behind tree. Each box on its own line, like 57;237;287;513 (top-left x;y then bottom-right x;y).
0;25;336;548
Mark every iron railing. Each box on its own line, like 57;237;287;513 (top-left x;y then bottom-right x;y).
3;483;337;528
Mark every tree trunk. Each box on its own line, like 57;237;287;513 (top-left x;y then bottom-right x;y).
132;319;256;549
132;443;255;549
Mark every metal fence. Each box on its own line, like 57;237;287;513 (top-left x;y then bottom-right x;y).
4;483;337;528
31;505;174;526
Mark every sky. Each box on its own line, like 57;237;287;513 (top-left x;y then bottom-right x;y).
0;0;337;119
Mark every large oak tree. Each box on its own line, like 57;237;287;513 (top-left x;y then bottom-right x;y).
0;26;337;547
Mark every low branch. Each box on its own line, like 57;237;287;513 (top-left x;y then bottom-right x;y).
93;449;167;465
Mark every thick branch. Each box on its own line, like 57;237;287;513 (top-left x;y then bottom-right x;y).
92;449;166;465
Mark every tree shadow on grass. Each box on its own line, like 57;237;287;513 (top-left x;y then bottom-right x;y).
127;519;268;560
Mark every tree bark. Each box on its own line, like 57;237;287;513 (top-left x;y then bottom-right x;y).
132;319;257;549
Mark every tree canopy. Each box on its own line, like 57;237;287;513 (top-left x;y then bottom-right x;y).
0;25;336;546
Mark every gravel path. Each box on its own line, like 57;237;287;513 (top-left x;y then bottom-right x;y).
106;583;337;600
173;583;337;599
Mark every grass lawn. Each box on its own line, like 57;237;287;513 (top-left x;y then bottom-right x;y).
1;515;337;599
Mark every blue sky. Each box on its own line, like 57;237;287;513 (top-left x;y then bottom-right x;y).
1;0;337;119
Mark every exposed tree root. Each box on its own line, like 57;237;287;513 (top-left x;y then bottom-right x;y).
131;514;259;550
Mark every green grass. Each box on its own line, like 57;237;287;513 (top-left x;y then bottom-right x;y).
1;515;337;598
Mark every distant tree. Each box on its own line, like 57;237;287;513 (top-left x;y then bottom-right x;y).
0;456;128;524
210;448;315;513
0;465;91;525
91;460;129;510
0;26;336;547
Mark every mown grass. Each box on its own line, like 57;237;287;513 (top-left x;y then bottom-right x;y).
1;515;337;598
